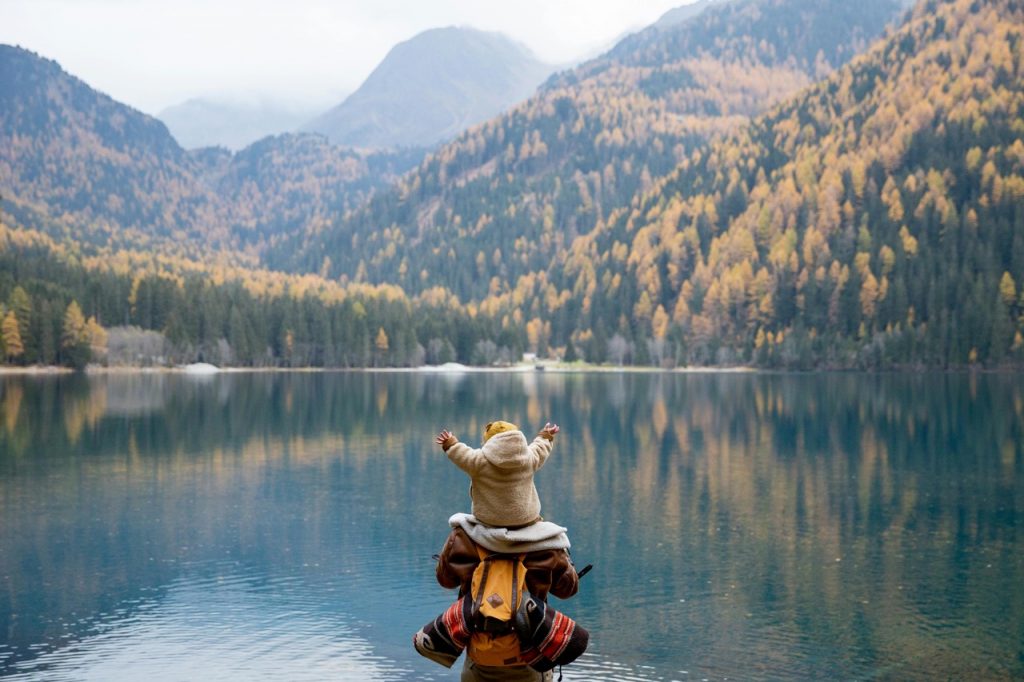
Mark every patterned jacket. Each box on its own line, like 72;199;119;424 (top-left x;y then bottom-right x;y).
435;526;579;601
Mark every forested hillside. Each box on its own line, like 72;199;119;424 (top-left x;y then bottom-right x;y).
581;0;1024;367
1;0;1021;370
0;45;224;254
287;0;905;299
281;0;1024;369
0;45;419;259
191;137;423;254
0;221;480;369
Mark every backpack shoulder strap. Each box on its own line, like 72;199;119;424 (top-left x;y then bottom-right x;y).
471;546;527;618
472;545;495;614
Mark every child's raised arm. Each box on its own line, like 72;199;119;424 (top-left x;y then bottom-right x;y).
436;429;457;451
538;422;560;441
437;429;485;473
528;421;558;471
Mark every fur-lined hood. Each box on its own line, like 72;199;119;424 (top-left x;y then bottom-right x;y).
481;429;530;469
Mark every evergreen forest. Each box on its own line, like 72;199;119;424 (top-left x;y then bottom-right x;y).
0;0;1022;370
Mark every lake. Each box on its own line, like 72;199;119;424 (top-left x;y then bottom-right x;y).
0;371;1021;680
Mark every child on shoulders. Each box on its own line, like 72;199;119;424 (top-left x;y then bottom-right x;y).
413;420;588;679
437;420;558;530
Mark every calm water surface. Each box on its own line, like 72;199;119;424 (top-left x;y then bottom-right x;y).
0;371;1021;680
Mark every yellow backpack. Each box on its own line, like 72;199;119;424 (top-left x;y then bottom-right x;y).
467;546;528;666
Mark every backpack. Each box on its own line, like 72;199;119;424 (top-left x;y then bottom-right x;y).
413;545;589;672
466;546;528;666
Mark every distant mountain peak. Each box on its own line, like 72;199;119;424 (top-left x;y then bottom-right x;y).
302;26;555;150
158;96;328;151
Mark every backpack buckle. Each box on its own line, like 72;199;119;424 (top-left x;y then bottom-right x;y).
475;615;515;635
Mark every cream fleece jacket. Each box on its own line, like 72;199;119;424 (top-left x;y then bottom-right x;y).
445;429;552;528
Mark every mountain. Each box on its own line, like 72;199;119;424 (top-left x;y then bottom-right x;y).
0;45;420;258
591;0;1024;367
0;44;226;253
191;135;424;251
3;0;1021;371
287;0;906;299
655;0;724;28
302;27;554;149
158;96;327;151
279;0;1024;369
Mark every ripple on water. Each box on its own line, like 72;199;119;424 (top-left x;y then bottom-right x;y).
566;653;677;681
3;567;417;682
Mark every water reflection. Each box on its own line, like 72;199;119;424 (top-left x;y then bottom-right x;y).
0;371;1022;680
2;569;413;682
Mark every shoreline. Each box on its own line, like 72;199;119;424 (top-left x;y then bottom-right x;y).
0;362;759;376
0;363;1019;376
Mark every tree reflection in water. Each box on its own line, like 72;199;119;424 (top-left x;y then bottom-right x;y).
0;371;1021;680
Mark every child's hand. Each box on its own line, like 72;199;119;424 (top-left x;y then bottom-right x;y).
538;422;560;441
436;430;457;451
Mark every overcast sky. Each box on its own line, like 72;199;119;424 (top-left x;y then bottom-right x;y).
1;0;689;115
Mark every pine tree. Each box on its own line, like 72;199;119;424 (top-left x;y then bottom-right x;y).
86;316;107;365
36;300;56;366
8;287;33;361
2;311;24;363
1000;272;1017;306
375;327;390;366
61;301;91;369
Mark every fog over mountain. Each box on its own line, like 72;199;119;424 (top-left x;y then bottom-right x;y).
303;26;555;150
158;96;332;151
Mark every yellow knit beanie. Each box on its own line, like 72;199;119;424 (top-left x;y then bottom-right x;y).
483;420;518;442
